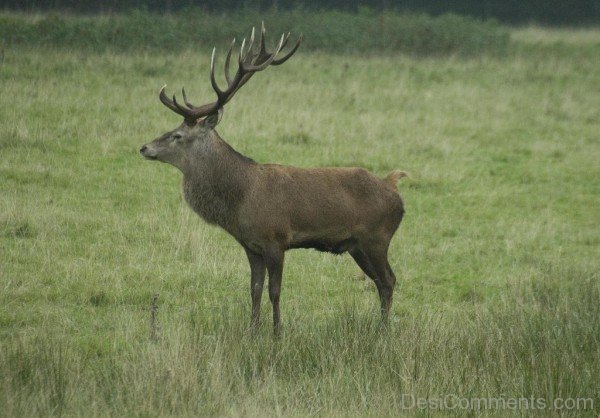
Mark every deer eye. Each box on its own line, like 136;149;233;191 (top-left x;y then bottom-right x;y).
172;133;182;140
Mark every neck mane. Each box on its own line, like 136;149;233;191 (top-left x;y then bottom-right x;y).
181;131;254;234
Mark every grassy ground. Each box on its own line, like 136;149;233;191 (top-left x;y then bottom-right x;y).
1;26;599;416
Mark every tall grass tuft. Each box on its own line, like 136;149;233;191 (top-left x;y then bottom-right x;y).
0;270;597;415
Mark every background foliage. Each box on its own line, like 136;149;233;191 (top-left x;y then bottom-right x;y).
0;10;510;56
3;0;600;24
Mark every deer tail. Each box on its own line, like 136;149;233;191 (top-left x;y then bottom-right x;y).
383;170;408;188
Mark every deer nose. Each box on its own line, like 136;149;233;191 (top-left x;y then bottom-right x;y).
139;145;147;154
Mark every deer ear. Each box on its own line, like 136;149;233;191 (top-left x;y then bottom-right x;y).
200;109;223;129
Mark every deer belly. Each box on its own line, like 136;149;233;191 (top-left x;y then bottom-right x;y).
288;231;357;254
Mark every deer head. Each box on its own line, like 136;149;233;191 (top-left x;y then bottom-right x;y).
139;23;302;171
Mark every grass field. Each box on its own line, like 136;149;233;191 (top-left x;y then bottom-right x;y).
1;23;599;416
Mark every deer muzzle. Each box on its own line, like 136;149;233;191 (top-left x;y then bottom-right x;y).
139;144;158;160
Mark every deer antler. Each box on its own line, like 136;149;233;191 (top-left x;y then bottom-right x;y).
159;23;302;124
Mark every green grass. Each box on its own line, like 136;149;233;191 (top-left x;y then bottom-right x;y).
1;24;599;416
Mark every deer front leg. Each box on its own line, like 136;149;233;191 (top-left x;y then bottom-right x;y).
264;249;285;335
244;247;266;329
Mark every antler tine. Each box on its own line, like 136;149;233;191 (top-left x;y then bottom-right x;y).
182;87;195;109
210;47;227;100
242;33;285;72
238;37;247;67
258;21;267;56
272;33;303;65
159;85;191;118
171;94;189;114
224;39;235;86
159;85;175;111
279;32;291;51
245;27;256;62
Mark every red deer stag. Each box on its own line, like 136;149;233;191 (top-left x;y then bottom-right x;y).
140;24;406;333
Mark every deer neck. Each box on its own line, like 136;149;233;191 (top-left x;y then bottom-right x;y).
181;132;254;232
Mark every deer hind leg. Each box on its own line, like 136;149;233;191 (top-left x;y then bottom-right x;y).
386;260;397;289
350;244;395;322
349;249;378;283
264;249;285;335
244;247;266;329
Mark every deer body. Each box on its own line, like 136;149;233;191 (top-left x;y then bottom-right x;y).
183;131;403;253
140;25;405;333
240;166;403;252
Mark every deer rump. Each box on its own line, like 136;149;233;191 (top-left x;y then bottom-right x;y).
237;166;405;256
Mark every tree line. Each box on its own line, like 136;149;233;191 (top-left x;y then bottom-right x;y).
4;0;599;25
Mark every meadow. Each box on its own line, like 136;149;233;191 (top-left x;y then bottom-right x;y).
0;14;599;416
